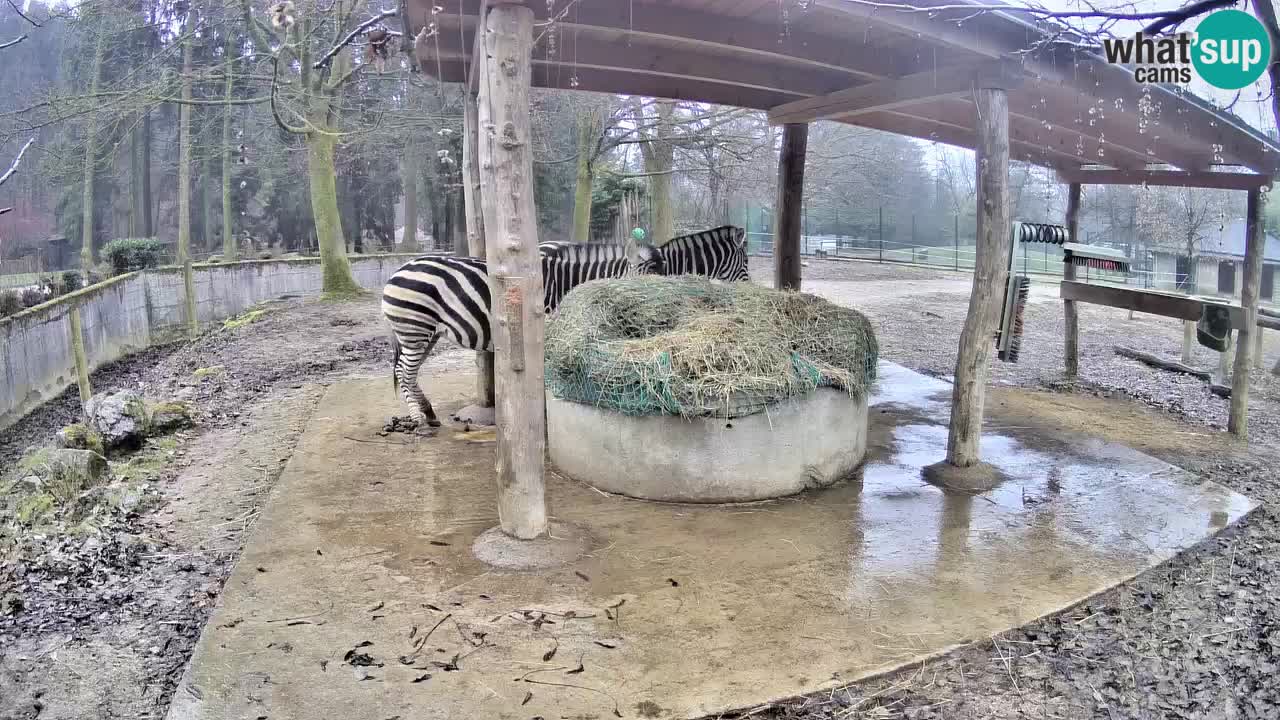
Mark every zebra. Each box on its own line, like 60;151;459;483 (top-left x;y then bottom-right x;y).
655;225;749;281
381;243;662;431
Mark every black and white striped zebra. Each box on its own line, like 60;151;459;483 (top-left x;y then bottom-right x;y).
656;225;749;281
381;244;662;430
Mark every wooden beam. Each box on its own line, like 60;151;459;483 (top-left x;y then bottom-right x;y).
1057;168;1272;191
946;86;1010;468
773;123;808;291
1230;187;1266;437
431;0;931;82
436;16;857;99
477;2;546;540
1063;183;1081;378
852;110;1083;172
465;0;488;93
768;61;1022;125
1059;281;1246;327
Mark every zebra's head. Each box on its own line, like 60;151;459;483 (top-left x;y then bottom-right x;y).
632;244;666;275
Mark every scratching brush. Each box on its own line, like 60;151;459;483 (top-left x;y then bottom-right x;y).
1062;242;1130;273
996;274;1030;363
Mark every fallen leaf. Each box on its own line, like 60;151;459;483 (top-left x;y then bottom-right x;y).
574;571;590;582
522;691;533;706
542;645;557;662
429;540;450;547
411;673;432;684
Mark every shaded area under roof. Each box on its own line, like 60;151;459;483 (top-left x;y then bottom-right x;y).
406;0;1280;182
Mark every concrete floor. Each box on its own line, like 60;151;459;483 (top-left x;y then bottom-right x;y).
167;363;1255;720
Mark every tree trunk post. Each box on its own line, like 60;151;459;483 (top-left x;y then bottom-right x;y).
463;90;496;410
177;37;198;338
945;87;1010;468
477;2;546;540
1063;183;1081;378
773;122;808;291
68;305;92;412
1183;321;1196;365
1229;187;1266;437
1255;327;1264;370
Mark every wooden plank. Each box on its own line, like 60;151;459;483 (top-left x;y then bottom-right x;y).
853;110;1084;172
773;123;808;291
1057;168;1272;191
767;61;1021;125
1063;183;1081;378
1230;187;1266;437
946;86;1009;468
477;2;546;540
1058;280;1247;327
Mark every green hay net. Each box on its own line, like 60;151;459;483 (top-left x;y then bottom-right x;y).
545;276;879;419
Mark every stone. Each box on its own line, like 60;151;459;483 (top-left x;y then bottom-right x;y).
55;423;106;456
150;401;194;434
15;448;111;505
86;391;149;451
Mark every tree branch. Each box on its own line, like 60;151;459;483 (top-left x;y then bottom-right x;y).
270;54;310;135
0;136;34;187
1142;0;1239;34
6;0;39;27
0;33;26;50
313;8;396;70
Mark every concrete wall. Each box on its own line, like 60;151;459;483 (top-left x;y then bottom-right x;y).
1;255;416;432
547;388;869;503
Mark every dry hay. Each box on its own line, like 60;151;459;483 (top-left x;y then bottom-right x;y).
545;276;878;418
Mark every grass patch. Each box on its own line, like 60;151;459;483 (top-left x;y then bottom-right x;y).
223;307;268;329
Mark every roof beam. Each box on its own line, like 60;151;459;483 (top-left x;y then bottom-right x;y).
1057;168;1273;191
434;15;855;98
767;61;1023;125
429;0;935;82
854;110;1085;171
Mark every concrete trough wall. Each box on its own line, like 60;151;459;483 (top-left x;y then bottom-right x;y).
0;255;417;432
547;387;870;503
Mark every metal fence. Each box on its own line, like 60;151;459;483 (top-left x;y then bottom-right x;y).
745;231;1193;289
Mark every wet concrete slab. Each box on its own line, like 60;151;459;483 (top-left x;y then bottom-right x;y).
168;363;1255;720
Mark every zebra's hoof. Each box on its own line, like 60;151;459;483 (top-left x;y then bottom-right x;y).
427;418;442;428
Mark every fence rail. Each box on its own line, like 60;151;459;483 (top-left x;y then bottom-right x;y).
745;232;1188;288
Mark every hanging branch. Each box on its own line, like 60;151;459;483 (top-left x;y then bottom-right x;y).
270;54;309;135
312;8;397;69
1141;0;1239;33
6;0;40;27
0;136;34;188
0;33;26;50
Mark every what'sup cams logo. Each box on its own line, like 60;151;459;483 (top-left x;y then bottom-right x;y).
1102;9;1273;90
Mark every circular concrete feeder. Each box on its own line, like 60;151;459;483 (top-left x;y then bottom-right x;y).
546;388;869;503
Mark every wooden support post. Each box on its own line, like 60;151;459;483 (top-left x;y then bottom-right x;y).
68;305;92;412
1255;327;1264;370
773;122;808;291
1063;183;1081;378
945;87;1010;467
462;90;496;410
1229;187;1266;437
477;2;546;540
182;259;198;338
1218;331;1233;384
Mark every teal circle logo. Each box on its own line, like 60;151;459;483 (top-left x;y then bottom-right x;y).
1192;10;1272;90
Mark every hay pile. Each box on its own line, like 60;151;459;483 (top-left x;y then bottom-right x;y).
545;276;878;418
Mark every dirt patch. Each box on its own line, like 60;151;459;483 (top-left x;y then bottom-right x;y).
0;294;466;720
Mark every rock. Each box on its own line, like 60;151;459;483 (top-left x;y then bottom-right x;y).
15;448;110;503
149;401;194;434
86;391;148;451
55;423;106;456
175;386;196;401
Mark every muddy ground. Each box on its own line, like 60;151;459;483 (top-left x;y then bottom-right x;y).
2;258;1279;719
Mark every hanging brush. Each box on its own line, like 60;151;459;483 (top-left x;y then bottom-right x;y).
1062;242;1131;273
996;273;1031;363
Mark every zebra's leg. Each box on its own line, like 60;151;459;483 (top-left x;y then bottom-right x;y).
393;332;443;431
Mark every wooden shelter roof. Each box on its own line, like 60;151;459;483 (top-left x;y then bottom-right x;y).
405;0;1280;186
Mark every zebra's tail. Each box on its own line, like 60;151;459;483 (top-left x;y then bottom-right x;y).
390;333;402;394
